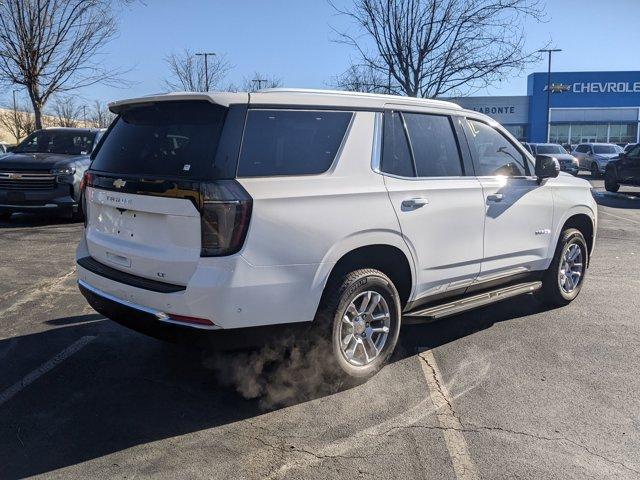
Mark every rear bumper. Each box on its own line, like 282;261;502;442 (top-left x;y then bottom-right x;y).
78;280;312;349
0;185;77;213
76;237;325;331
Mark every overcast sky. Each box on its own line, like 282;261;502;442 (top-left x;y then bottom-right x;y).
3;0;640;109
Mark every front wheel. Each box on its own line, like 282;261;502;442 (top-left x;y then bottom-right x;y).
604;170;620;193
539;228;588;307
315;268;402;380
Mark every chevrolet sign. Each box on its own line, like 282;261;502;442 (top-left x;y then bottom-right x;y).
545;81;640;94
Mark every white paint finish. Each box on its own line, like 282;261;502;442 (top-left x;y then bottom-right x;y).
478;176;555;276
418;350;480;480
237;112;405;268
0;336;95;408
384;176;485;298
84;187;201;286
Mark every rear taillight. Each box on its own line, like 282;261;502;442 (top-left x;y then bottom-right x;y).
200;180;252;257
80;171;93;192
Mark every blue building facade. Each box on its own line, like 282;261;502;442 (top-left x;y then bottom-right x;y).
452;71;640;145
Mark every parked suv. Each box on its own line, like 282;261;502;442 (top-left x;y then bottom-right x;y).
604;143;640;192
572;143;620;177
76;90;597;379
527;143;579;175
0;127;104;221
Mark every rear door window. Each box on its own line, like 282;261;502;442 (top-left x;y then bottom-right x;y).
403;113;463;177
237;110;353;177
382;111;415;177
91;101;227;179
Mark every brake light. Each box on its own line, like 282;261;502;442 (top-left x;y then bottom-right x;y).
80;171;93;192
200;180;252;256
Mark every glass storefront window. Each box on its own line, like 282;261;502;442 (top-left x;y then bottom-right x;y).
555;122;639;145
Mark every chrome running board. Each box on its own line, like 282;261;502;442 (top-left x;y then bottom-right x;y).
405;281;542;320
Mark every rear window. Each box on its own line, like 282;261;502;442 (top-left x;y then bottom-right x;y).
237;110;352;177
91;101;227;178
594;145;617;154
536;145;565;154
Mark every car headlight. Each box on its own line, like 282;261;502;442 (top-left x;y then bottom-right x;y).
596;157;609;165
51;166;76;176
571;157;579;165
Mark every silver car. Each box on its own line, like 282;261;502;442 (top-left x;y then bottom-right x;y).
528;143;579;176
572;143;621;177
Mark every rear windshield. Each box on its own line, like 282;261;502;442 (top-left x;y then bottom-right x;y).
536;145;565;154
91;101;227;178
14;130;96;155
593;145;617;154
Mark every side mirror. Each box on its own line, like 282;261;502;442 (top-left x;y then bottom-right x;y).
535;154;560;183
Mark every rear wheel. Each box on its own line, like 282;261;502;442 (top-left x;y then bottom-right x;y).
315;268;401;380
590;162;600;178
604;170;620;193
539;228;588;307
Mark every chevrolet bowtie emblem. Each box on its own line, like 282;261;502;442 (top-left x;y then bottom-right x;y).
544;83;571;93
113;178;127;189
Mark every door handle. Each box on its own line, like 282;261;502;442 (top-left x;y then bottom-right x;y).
487;193;504;202
402;198;429;209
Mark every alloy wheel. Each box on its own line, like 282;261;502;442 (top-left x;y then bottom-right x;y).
558;243;584;294
339;290;391;366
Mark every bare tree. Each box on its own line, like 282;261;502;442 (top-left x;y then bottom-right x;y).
331;0;545;98
330;64;395;94
243;72;283;92
0;104;36;143
89;100;116;128
50;97;83;128
0;0;129;129
164;49;232;92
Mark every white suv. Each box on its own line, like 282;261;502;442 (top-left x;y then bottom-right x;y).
77;89;597;379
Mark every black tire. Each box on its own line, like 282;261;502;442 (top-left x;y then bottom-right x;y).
315;268;402;380
604;170;620;193
539;228;588;308
590;162;600;178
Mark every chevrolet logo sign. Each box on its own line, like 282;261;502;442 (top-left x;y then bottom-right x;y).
113;178;127;189
544;83;571;93
8;173;22;180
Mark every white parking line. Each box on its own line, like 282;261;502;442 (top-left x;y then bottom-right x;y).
599;209;640;226
418;350;480;480
0;335;95;408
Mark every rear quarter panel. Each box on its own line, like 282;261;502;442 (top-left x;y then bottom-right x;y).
237;111;415;306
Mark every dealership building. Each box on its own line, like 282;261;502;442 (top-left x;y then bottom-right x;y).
451;71;640;145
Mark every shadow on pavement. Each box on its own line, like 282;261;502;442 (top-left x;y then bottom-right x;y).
0;294;552;479
0;212;80;229
592;189;640;209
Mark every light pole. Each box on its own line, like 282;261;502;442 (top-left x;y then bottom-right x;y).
195;52;216;91
539;48;562;142
252;78;267;91
82;105;87;127
12;88;22;115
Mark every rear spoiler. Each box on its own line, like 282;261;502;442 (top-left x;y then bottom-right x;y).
108;92;249;114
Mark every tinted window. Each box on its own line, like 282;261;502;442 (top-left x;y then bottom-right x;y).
14;130;96;155
238;110;352;177
403;113;462;177
382;112;414;177
627;145;640;158
465;120;529;177
594;145;618;154
536;145;565;154
92;101;227;178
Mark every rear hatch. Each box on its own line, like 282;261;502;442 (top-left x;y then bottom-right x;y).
83;99;250;286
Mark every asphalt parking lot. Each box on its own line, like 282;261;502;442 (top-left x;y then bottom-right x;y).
1;174;639;479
